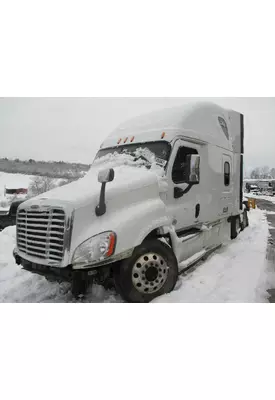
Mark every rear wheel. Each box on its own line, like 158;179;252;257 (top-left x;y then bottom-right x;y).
114;239;179;303
231;216;241;239
242;209;249;229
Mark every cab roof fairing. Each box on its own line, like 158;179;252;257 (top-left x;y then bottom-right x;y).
100;102;238;152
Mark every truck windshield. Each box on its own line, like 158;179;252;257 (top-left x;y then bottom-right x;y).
94;141;171;169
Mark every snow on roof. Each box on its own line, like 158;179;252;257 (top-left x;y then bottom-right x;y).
102;102;233;151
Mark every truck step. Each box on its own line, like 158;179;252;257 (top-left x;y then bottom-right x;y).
179;244;222;276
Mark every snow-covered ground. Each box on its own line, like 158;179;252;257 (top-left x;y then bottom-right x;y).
155;209;274;303
0;208;274;303
246;193;275;204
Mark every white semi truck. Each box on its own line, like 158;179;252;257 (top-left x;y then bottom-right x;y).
13;102;249;302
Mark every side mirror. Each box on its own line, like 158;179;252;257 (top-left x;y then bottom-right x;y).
98;168;115;183
96;168;115;217
186;154;200;184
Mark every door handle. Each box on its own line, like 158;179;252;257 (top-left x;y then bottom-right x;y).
195;203;200;218
174;187;185;199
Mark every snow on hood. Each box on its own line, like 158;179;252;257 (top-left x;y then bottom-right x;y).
24;152;167;206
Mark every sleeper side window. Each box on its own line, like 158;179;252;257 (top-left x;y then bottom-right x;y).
224;162;230;186
218;117;229;140
172;146;198;184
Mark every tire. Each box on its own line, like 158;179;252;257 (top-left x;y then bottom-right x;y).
114;239;179;303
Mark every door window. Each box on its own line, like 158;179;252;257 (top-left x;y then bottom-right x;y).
172;146;198;184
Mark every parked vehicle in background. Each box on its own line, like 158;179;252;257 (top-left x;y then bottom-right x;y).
2;185;28;205
0;200;25;231
13;102;249;302
5;187;28;196
244;179;275;197
245;183;260;194
251;185;260;194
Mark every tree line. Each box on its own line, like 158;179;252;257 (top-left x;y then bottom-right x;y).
250;166;275;180
0;158;90;179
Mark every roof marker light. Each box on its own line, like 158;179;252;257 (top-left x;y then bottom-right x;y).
124;137;128;143
117;138;122;144
130;136;135;142
161;132;166;139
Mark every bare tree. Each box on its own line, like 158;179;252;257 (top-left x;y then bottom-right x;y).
28;176;56;198
261;166;270;179
270;168;275;179
250;166;271;179
251;167;261;179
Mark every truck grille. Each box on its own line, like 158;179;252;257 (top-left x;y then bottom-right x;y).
17;208;66;262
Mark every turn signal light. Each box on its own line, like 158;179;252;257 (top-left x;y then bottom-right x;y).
107;232;116;257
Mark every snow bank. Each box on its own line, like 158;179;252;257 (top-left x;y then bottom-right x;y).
0;209;273;303
154;209;275;303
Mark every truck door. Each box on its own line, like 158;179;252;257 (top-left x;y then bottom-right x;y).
220;154;233;216
166;139;202;231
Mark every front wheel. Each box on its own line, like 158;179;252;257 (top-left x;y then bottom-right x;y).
114;239;179;303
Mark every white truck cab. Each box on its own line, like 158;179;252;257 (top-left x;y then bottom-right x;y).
13;102;248;302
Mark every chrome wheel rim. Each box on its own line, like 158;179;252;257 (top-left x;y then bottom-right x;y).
132;252;169;294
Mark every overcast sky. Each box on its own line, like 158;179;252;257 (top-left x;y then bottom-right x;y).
1;97;274;173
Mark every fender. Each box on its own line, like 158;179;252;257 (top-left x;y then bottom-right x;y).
112;198;172;248
69;197;172;264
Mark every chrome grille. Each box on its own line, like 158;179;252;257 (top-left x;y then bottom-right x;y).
17;208;65;262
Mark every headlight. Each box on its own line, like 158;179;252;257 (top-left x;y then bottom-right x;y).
72;231;116;267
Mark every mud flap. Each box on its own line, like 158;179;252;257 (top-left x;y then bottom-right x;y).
71;271;91;299
231;216;240;240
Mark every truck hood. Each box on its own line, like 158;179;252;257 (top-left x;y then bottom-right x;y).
17;163;171;268
21;164;167;209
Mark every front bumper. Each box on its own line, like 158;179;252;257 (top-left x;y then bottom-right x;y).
13;249;102;282
13;248;134;282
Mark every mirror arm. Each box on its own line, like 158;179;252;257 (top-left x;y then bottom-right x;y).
174;185;193;199
95;182;107;217
95;168;115;217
